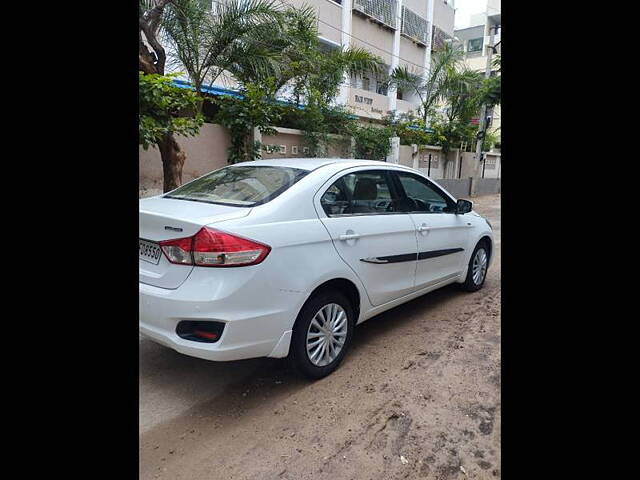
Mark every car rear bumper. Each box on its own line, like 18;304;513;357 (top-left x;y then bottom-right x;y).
139;266;304;361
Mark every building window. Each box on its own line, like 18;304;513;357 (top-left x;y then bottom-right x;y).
362;77;371;91
467;38;483;53
377;82;388;96
292;145;298;155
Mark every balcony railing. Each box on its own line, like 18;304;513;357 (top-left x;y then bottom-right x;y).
401;6;430;46
353;0;397;30
432;25;453;51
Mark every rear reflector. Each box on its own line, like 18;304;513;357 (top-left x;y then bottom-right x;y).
193;330;218;340
159;227;271;267
176;320;224;343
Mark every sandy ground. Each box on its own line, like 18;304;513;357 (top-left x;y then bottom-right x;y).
139;193;501;480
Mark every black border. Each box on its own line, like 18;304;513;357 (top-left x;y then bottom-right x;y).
14;2;140;476
13;2;623;477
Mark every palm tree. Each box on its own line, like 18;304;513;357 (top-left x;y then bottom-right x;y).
223;4;385;157
441;68;483;124
225;4;385;105
388;43;465;127
437;67;484;153
225;5;318;96
139;0;285;191
161;0;285;98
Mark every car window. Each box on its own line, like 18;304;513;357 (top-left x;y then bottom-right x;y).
395;172;456;213
320;171;398;216
164;165;308;207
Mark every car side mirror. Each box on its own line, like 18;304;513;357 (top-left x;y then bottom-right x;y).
456;199;473;214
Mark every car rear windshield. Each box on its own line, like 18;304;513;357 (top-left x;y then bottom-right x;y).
164;165;309;207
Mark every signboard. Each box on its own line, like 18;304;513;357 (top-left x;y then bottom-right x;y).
355;95;373;105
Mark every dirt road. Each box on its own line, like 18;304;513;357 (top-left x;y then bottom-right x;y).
140;193;501;480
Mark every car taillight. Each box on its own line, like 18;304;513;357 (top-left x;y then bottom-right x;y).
159;236;193;265
159;227;271;267
192;226;271;267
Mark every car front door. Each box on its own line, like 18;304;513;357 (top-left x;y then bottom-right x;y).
392;171;472;290
315;169;418;307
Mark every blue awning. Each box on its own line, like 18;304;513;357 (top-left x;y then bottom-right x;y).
171;79;358;119
172;79;243;99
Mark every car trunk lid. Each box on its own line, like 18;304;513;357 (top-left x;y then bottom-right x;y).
139;197;251;289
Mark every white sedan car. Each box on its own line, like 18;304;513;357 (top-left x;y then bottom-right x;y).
139;159;493;378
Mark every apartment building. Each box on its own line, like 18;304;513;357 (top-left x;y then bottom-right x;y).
193;0;456;123
285;0;456;122
165;1;456;123
454;0;501;143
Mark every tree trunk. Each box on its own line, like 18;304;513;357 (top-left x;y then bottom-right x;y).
157;133;186;192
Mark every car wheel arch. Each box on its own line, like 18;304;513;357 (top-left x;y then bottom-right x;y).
478;235;492;259
302;278;362;325
457;234;493;283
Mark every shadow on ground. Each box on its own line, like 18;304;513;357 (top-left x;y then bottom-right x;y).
140;282;468;428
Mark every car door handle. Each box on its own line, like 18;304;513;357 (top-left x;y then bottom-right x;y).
417;225;430;232
339;233;361;241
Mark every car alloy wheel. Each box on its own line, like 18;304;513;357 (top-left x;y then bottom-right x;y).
306;303;348;367
472;248;488;285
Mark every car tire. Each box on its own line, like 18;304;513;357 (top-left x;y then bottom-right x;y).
458;240;490;292
288;288;355;380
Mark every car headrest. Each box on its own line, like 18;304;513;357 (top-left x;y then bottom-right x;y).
353;178;377;200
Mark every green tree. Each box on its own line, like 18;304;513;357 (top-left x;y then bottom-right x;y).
161;0;284;98
226;4;384;103
224;5;385;156
139;73;205;190
214;82;281;163
388;43;465;127
435;68;484;156
349;124;393;160
383;112;436;146
225;5;318;96
139;0;283;191
140;0;203;192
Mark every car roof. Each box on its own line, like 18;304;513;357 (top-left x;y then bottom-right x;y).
232;158;405;171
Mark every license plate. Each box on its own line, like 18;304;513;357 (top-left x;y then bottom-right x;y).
139;239;162;265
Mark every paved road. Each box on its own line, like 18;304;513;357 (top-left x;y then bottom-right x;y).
140;193;501;479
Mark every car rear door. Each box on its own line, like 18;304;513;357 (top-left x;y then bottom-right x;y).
314;168;418;307
392;171;472;289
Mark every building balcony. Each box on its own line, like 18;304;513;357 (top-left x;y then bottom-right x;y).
432;25;453;51
347;87;390;120
352;0;398;30
396;98;416;114
401;6;430;47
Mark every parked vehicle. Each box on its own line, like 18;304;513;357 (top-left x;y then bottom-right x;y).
139;159;493;379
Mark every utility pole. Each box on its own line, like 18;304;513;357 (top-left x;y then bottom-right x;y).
482;152;486;178
473;22;499;180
